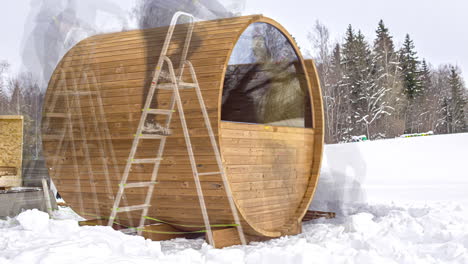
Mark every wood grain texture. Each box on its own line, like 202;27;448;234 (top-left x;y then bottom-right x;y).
0;116;23;187
41;15;324;241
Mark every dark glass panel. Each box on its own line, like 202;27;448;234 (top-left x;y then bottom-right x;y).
222;22;312;128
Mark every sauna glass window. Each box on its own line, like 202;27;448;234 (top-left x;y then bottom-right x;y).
221;22;312;128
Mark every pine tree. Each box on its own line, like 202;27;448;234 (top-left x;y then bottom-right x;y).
420;60;431;87
433;65;453;134
400;34;424;133
400;34;422;99
418;59;437;131
340;25;359;139
341;26;386;139
448;66;467;132
372;20;401;137
374;20;396;69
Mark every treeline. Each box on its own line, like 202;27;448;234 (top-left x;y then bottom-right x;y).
0;61;44;160
309;20;468;143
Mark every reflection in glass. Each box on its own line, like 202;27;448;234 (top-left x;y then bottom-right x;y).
221;22;312;128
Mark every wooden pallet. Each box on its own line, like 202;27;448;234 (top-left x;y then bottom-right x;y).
302;210;336;221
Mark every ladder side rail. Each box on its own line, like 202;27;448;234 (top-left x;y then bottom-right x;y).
110;11;196;226
83;72;126;224
92;82;135;226
88;73;123;189
42;70;68;130
46;80;70;169
163;56;215;247
176;13;195;78
159;11;195;78
46;69;85;215
108;16;178;225
108;53;167;225
185;61;247;245
70;74;102;217
61;83;86;215
137;74;178;235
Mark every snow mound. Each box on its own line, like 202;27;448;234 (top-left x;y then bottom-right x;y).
1;203;468;264
1;133;467;263
344;212;379;235
16;209;49;233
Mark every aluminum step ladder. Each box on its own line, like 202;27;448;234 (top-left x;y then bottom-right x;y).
43;71;121;222
108;12;246;247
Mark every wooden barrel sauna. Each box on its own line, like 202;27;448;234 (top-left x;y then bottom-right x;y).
42;15;324;240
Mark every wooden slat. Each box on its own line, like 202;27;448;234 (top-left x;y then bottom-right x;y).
44;15;324;240
220;120;313;233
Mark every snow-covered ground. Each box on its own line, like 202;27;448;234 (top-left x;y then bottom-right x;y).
312;132;468;213
1;133;467;264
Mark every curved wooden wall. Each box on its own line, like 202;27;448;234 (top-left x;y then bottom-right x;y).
42;15;324;238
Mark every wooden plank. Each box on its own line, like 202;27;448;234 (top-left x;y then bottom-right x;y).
221;129;314;141
72;34;236;56
61;48;231;67
66;39;235;61
52;58;227;83
219;120;314;235
212;228;242;248
0;116;23;188
220;121;316;134
141;223;196;241
75;22;247;50
43;15;323;240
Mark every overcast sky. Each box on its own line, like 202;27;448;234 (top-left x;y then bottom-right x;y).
1;0;467;80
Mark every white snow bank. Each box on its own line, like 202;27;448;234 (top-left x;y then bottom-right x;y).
311;133;468;213
15;209;49;232
2;202;468;264
1;133;467;263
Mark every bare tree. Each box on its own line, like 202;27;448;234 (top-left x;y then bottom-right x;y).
0;61;10;114
308;21;340;142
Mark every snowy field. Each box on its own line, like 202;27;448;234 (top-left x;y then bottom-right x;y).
1;133;467;264
312;132;468;212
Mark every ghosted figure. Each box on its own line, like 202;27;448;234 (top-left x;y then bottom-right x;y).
310;143;368;217
21;0;127;89
133;0;234;29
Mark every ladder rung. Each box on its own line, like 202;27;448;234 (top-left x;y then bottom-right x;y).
145;109;174;115
198;172;221;176
137;134;166;139
156;82;197;90
156;83;175;90
178;82;197;88
131;158;163;164
121;181;158;188
44;113;69;118
115;204;150;212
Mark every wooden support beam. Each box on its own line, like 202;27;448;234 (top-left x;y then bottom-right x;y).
212;227;242;248
302;210;336;222
212;227;274;248
140;223;199;241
